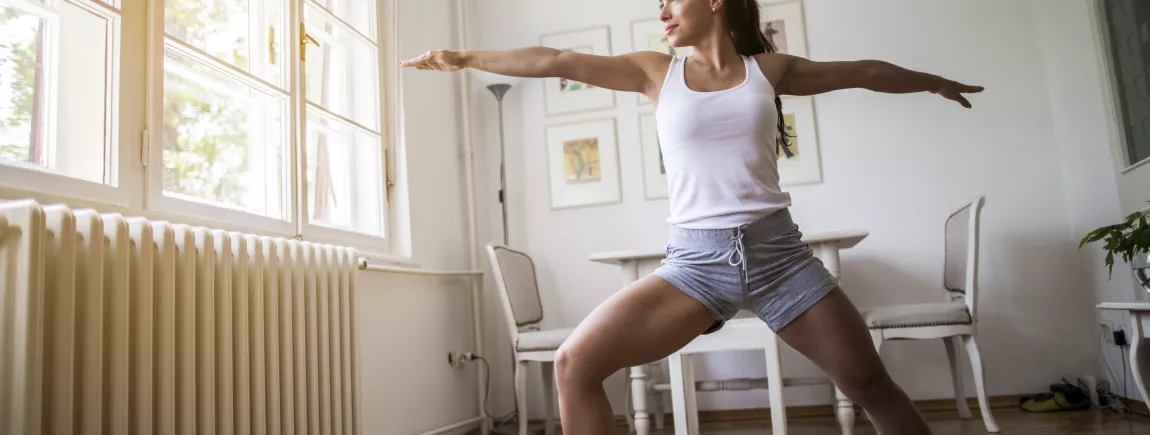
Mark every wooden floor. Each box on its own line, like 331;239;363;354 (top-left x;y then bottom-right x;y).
601;409;1150;434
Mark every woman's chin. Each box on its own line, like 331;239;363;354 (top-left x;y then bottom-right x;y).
668;35;692;48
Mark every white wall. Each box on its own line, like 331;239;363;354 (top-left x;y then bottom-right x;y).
467;0;1108;415
356;1;492;433
1033;0;1146;401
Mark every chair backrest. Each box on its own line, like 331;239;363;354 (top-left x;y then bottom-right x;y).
943;196;984;320
486;244;545;339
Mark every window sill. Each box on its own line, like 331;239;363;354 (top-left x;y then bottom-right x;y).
1122;155;1150;174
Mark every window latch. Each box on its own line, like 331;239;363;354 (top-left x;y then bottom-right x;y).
300;23;319;61
269;26;277;65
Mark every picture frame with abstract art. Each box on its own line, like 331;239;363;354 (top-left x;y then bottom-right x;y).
631;19;694;106
638;113;668;199
777;96;822;186
540;26;616;116
545;119;622;209
758;0;809;58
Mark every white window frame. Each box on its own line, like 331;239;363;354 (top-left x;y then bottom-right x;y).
0;0;128;207
1090;0;1150;174
0;0;412;261
295;0;396;254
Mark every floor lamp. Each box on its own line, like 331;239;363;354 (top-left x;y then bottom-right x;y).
487;83;512;246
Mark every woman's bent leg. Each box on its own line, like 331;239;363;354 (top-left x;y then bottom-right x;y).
555;274;715;435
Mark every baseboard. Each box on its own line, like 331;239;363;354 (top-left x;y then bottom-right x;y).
1123;398;1149;417
470;394;1143;434
682;395;1026;424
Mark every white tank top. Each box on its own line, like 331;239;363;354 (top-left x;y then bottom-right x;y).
656;55;792;230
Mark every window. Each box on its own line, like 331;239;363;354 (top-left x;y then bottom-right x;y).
157;0;292;223
0;0;400;254
1101;0;1150;167
0;0;121;195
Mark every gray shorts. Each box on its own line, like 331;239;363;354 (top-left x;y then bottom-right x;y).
653;209;838;333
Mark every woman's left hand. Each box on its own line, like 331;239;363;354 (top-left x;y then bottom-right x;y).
933;80;984;109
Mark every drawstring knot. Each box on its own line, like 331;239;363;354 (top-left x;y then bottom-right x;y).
728;226;747;267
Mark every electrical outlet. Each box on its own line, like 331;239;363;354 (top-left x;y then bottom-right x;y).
1101;322;1115;343
446;351;475;369
1115;329;1129;347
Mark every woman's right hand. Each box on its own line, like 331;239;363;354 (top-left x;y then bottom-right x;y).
399;50;467;71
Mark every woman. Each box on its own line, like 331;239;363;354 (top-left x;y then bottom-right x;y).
402;1;981;433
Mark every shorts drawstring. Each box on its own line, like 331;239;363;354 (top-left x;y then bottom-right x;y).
728;225;749;285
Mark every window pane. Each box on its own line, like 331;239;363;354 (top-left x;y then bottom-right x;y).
0;1;112;184
0;5;45;166
304;3;379;131
308;0;374;42
57;1;111;183
1104;0;1150;165
306;109;383;236
163;49;288;218
165;0;287;87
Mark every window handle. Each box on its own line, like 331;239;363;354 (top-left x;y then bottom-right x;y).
269;26;277;65
301;23;320;61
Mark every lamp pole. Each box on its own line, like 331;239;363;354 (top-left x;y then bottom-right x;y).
487;83;512;245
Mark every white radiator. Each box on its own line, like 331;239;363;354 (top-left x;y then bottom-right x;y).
0;200;362;435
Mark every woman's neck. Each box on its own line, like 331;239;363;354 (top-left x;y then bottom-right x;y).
689;34;743;71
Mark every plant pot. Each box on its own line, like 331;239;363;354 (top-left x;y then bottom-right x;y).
1136;251;1150;292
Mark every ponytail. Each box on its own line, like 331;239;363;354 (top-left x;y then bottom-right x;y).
723;0;793;158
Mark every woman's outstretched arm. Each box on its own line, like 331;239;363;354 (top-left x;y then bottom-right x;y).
400;48;669;96
760;53;984;108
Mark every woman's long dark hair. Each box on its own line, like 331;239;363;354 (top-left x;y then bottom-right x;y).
722;0;793;157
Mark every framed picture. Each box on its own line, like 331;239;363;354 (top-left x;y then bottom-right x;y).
638;113;668;199
545;119;622;209
631;19;694;106
777;96;822;186
758;0;809;58
540;26;615;116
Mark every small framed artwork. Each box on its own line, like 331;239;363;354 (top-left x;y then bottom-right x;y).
777;96;822;186
638;113;668;199
540;26;616;116
631;19;694;106
758;0;809;58
545;119;622;209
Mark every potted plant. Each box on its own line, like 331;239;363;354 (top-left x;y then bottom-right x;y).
1081;210;1150;292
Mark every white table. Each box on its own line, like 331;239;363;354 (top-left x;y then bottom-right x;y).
590;229;869;435
1097;302;1150;413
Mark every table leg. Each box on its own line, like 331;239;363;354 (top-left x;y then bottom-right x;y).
631;364;650;435
835;387;855;435
815;243;842;280
816;243;855;435
619;261;651;435
765;332;787;435
1128;312;1150;414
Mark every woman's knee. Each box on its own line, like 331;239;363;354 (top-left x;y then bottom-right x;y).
554;341;613;387
836;365;896;403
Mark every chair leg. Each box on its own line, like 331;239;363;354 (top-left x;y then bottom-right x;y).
683;355;699;435
652;385;666;431
944;337;973;419
624;367;636;433
542;361;556;435
669;353;698;435
515;360;530;435
963;335;1000;433
765;332;787;435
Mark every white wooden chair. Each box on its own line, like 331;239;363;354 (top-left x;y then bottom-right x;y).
486;244;667;435
668;317;788;435
858;196;1000;433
